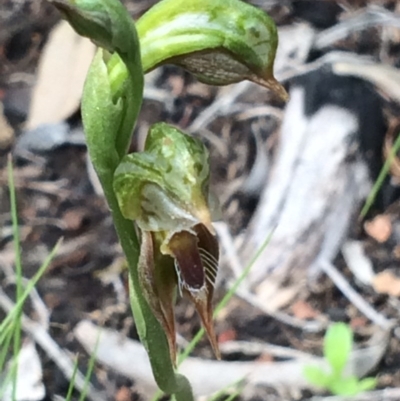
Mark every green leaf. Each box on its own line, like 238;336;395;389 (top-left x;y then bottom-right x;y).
329;376;360;396
303;365;331;388
357;377;377;392
324;323;353;375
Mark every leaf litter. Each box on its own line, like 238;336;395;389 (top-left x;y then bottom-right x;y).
1;1;400;400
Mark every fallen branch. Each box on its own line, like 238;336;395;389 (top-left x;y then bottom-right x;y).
75;320;387;400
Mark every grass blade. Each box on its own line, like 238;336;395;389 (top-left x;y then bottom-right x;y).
8;155;23;401
360;132;400;219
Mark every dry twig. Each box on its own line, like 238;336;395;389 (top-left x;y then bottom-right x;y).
318;259;394;331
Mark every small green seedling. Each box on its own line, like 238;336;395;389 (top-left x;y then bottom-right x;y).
304;322;377;396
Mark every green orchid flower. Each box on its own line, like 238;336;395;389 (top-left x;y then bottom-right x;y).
136;0;287;100
49;0;285;397
114;122;220;363
51;0;287;101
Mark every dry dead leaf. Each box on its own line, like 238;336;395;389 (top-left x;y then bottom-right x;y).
342;240;375;285
350;316;368;329
393;245;400;259
373;270;400;297
115;387;132;401
43;292;62;310
364;214;392;243
256;353;274;363
218;328;237;344
62;207;88;231
27;20;96;129
291;300;319;320
333;59;400;103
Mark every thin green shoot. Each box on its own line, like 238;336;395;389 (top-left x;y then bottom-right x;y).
78;329;101;401
0;239;62;339
0;325;14;379
360;132;400;219
8;155;23;401
0;334;15;398
223;388;242;401
65;355;80;401
0;157;61;399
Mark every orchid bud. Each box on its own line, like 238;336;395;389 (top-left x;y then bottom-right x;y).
114;123;220;362
137;0;287;100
